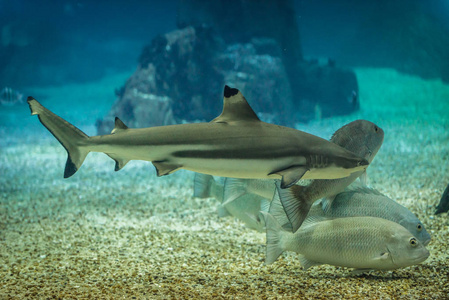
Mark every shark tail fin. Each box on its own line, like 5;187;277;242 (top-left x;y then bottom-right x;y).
27;97;90;178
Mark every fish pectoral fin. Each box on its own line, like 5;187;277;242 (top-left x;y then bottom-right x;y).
298;255;321;270
270;165;308;189
350;269;374;275
217;205;231;218
152;161;182;176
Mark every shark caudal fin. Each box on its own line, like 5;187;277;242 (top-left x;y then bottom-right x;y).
27;97;89;178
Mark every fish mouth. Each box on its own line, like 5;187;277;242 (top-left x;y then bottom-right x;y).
423;237;431;246
359;158;369;166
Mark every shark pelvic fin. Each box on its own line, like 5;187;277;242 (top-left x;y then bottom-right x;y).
269;165;308;189
111;117;129;134
152;161;182;176
211;85;260;124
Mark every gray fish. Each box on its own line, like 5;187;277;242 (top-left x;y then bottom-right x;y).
222;178;276;206
307;186;431;245
193;174;270;231
435;183;449;214
0;87;24;106
279;120;384;232
221;193;270;232
27;86;368;185
263;212;430;273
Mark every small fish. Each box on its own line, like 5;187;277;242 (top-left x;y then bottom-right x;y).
435;183;449;214
0;87;24;106
262;212;430;273
278;120;384;232
307;186;431;245
27;86;369;186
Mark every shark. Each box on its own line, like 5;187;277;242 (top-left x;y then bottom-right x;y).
27;86;369;188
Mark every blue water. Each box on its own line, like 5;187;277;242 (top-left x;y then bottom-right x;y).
1;1;448;298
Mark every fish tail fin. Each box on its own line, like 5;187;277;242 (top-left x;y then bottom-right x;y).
261;212;288;265
223;178;247;205
193;174;225;202
275;181;312;233
193;173;215;198
28;97;90;178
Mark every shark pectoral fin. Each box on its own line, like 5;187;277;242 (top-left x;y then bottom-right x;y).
270;166;308;189
111;117;129;134
211;86;260;124
152;161;182;176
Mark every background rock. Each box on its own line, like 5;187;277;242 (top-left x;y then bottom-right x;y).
97;0;360;134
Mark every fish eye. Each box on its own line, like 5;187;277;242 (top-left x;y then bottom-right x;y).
417;223;423;231
374;125;379;132
409;238;418;247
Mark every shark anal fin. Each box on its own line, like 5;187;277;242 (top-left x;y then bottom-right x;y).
211;86;260;124
106;154;130;171
152;161;182;176
269;165;308;189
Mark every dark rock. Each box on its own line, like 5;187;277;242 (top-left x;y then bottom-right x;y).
293;60;359;122
97;1;361;134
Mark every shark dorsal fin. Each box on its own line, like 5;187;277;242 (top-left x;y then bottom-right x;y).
211;85;260;123
111;117;129;134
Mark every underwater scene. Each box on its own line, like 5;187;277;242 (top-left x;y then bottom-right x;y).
1;0;448;298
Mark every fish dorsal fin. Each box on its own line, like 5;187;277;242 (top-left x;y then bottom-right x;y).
211;85;260;124
111;117;129;134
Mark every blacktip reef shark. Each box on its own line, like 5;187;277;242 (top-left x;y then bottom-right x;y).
27;86;369;188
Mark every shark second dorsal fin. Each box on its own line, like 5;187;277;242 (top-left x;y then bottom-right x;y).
111;117;129;134
211;85;260;124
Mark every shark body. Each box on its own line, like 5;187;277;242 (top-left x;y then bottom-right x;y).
27;86;368;188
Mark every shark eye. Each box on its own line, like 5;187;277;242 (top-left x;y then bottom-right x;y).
374;125;379;132
417;223;423;231
409;238;418;247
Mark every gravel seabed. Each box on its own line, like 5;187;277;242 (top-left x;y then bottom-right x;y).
1;68;448;299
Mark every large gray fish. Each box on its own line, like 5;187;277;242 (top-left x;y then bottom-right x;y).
435;183;449;214
307;186;431;245
263;212;430;274
279;120;384;232
27;86;368;185
0;87;24;106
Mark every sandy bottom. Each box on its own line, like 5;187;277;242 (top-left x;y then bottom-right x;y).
1;68;448;298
